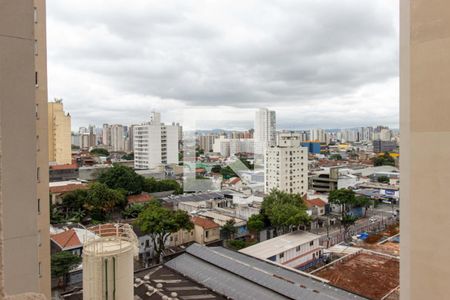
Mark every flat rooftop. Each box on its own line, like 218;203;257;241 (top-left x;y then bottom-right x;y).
314;252;399;300
239;231;321;259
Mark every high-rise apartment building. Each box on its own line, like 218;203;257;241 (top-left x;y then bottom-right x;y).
102;123;111;147
134;112;180;169
198;135;216;153
0;0;50;297
400;1;450;299
48;100;72;165
264;133;308;194
110;124;125;152
309;128;326;143
254;108;276;155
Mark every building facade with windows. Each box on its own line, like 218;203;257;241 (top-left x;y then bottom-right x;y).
133;112;180;169
240;231;322;269
265;133;308;195
48;100;71;165
0;0;50;297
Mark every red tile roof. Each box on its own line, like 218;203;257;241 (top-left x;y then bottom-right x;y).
51;229;81;250
50;163;79;170
49;183;88;194
228;177;241;185
127;193;153;204
191;217;219;229
305;198;327;208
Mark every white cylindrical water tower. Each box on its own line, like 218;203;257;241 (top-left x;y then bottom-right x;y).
83;223;138;300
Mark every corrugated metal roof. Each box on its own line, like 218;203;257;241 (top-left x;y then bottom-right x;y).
165;244;367;300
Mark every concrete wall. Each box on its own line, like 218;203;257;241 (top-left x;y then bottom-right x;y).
0;0;40;295
401;1;450;299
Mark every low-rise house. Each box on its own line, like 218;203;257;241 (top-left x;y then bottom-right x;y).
192;216;221;245
304;198;327;217
50;227;97;256
49;163;79;182
196;210;248;238
240;231;323;270
49;182;88;205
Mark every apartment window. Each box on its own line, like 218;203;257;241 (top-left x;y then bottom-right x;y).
37;167;40;182
35;71;38;86
35;104;39;118
38;230;41;247
37;198;41;214
310;241;314;246
34;7;38;23
38;262;42;277
205;230;209;238
296;245;301;252
279;252;284;259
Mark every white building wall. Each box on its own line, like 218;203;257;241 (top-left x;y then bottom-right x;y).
265;145;308;195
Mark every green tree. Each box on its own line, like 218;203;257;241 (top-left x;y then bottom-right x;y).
85;182;126;220
261;190;310;234
211;165;222;173
143;178;182;194
121;152;134;160
329;154;342;160
61;189;88;218
221;219;237;240
247;214;265;240
239;158;254;170
90;148;110;156
355;195;372;217
377;176;390;184
341;214;358;240
135;202;193;263
51;251;82;287
373;152;395;166
220;166;237;179
329;189;362;241
122;203;146;219
97;164;144;195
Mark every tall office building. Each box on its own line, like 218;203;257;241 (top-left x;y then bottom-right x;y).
0;0;50;297
254;108;276;155
134;112;180;169
401;1;450;299
265;133;308;194
48;100;72;165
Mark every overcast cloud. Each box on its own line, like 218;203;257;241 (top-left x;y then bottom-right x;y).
47;0;399;130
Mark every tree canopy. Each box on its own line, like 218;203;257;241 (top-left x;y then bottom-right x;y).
135;201;193;262
90;148;110;157
260;190;310;233
373;152;396;166
221;219;237;240
377;176;390;183
220;166;237;179
247;214;265;233
142;177;182;194
97;164;144;195
51;251;82;284
211;165;222;174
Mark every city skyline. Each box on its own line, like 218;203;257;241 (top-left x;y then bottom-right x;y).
47;0;399;130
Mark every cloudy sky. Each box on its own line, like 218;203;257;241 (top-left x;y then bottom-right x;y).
47;0;399;131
